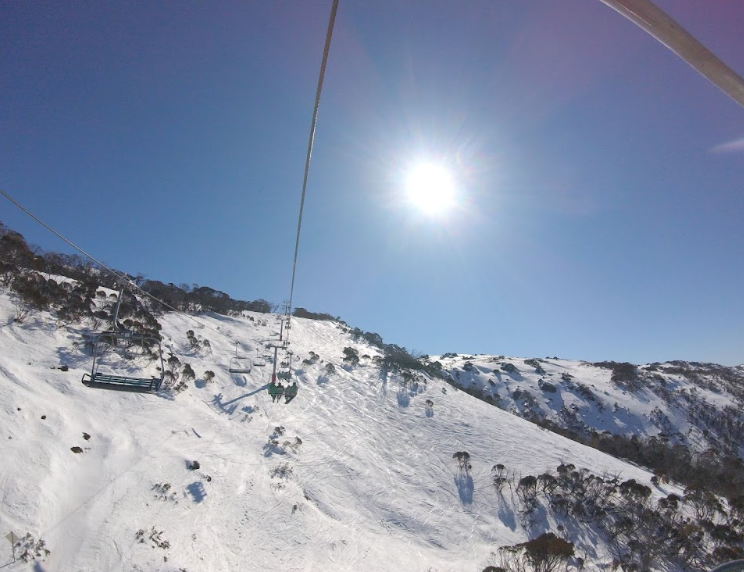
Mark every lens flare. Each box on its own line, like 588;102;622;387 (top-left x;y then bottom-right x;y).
404;162;457;216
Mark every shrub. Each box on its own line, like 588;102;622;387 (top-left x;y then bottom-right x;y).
499;533;574;572
593;361;641;390
270;462;294;480
293;308;337;321
163;371;177;389
135;527;170;550
303;351;320;365
517;475;538;507
204;370;215;383
538;473;558;494
539;381;557;393
575;383;596;401
181;364;196;382
342;347;360;366
521;533;574;572
14;533;50;563
426;360;443;377
10;274;50;322
382;344;422;372
453;451;471;473
152;483;178;503
186;330;201;349
492;464;508;492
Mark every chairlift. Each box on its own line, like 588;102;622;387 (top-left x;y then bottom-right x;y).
229;357;252;374
228;342;252;374
283;347;295;367
81;286;165;393
254;349;267;367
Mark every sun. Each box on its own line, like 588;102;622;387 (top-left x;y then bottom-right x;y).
404;162;457;216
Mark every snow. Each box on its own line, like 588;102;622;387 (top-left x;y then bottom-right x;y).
0;288;691;571
436;353;744;458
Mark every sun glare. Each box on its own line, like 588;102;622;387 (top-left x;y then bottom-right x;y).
404;162;457;216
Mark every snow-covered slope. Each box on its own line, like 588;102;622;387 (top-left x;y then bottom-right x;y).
0;288;675;572
437;353;744;458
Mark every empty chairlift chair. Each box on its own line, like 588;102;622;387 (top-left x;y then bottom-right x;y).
81;286;165;393
253;349;267;367
229;344;253;374
229;357;253;374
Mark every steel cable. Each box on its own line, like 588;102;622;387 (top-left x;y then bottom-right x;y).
286;0;340;342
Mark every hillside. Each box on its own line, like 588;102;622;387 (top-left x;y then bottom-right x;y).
1;283;744;571
440;354;744;460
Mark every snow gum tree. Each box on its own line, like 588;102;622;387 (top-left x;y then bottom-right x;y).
453;451;471;474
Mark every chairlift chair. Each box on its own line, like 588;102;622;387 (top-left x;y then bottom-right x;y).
280;348;294;369
228;342;253;374
254;349;267;367
81;286;165;393
229;357;252;374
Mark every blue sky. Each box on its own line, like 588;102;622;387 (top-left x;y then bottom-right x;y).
1;0;743;365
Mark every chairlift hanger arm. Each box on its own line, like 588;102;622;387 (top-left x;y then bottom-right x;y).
597;0;744;109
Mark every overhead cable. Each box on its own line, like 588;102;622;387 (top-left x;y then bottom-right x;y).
0;186;226;337
286;0;340;340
